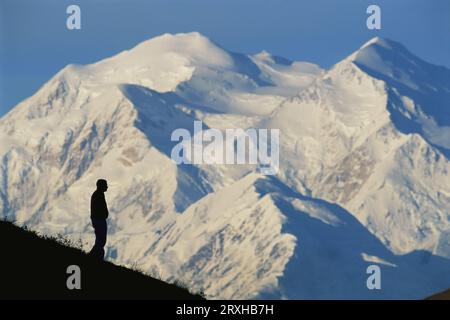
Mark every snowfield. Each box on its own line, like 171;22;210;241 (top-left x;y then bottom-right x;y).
1;33;450;299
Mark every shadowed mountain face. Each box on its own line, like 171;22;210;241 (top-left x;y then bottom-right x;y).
0;33;450;299
253;177;450;299
353;37;450;155
0;221;203;299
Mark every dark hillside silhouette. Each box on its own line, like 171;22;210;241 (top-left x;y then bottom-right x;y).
0;221;204;300
427;289;450;300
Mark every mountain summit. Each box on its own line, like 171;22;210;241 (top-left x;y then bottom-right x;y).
1;33;450;299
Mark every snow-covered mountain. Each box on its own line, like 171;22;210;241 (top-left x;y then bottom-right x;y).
1;32;450;299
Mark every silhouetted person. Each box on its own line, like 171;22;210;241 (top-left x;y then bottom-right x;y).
89;179;109;260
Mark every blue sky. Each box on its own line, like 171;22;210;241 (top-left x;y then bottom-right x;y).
0;0;449;116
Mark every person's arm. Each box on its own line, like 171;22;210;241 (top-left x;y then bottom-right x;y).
102;193;109;219
90;193;97;218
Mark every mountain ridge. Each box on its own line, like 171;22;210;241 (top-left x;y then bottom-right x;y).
1;33;450;299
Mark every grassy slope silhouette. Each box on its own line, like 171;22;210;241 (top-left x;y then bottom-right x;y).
0;221;204;300
427;289;450;300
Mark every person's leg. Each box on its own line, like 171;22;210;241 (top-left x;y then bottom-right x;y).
97;219;107;260
89;219;97;255
90;218;105;260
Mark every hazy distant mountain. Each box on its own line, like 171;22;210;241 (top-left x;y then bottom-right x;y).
1;32;450;299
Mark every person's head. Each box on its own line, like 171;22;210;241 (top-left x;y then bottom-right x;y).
96;179;108;192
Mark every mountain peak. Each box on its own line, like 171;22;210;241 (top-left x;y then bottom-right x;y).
252;50;293;66
66;32;235;93
348;36;410;65
346;36;433;86
138;32;218;50
89;31;231;74
359;36;397;50
127;31;225;58
329;37;409;78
